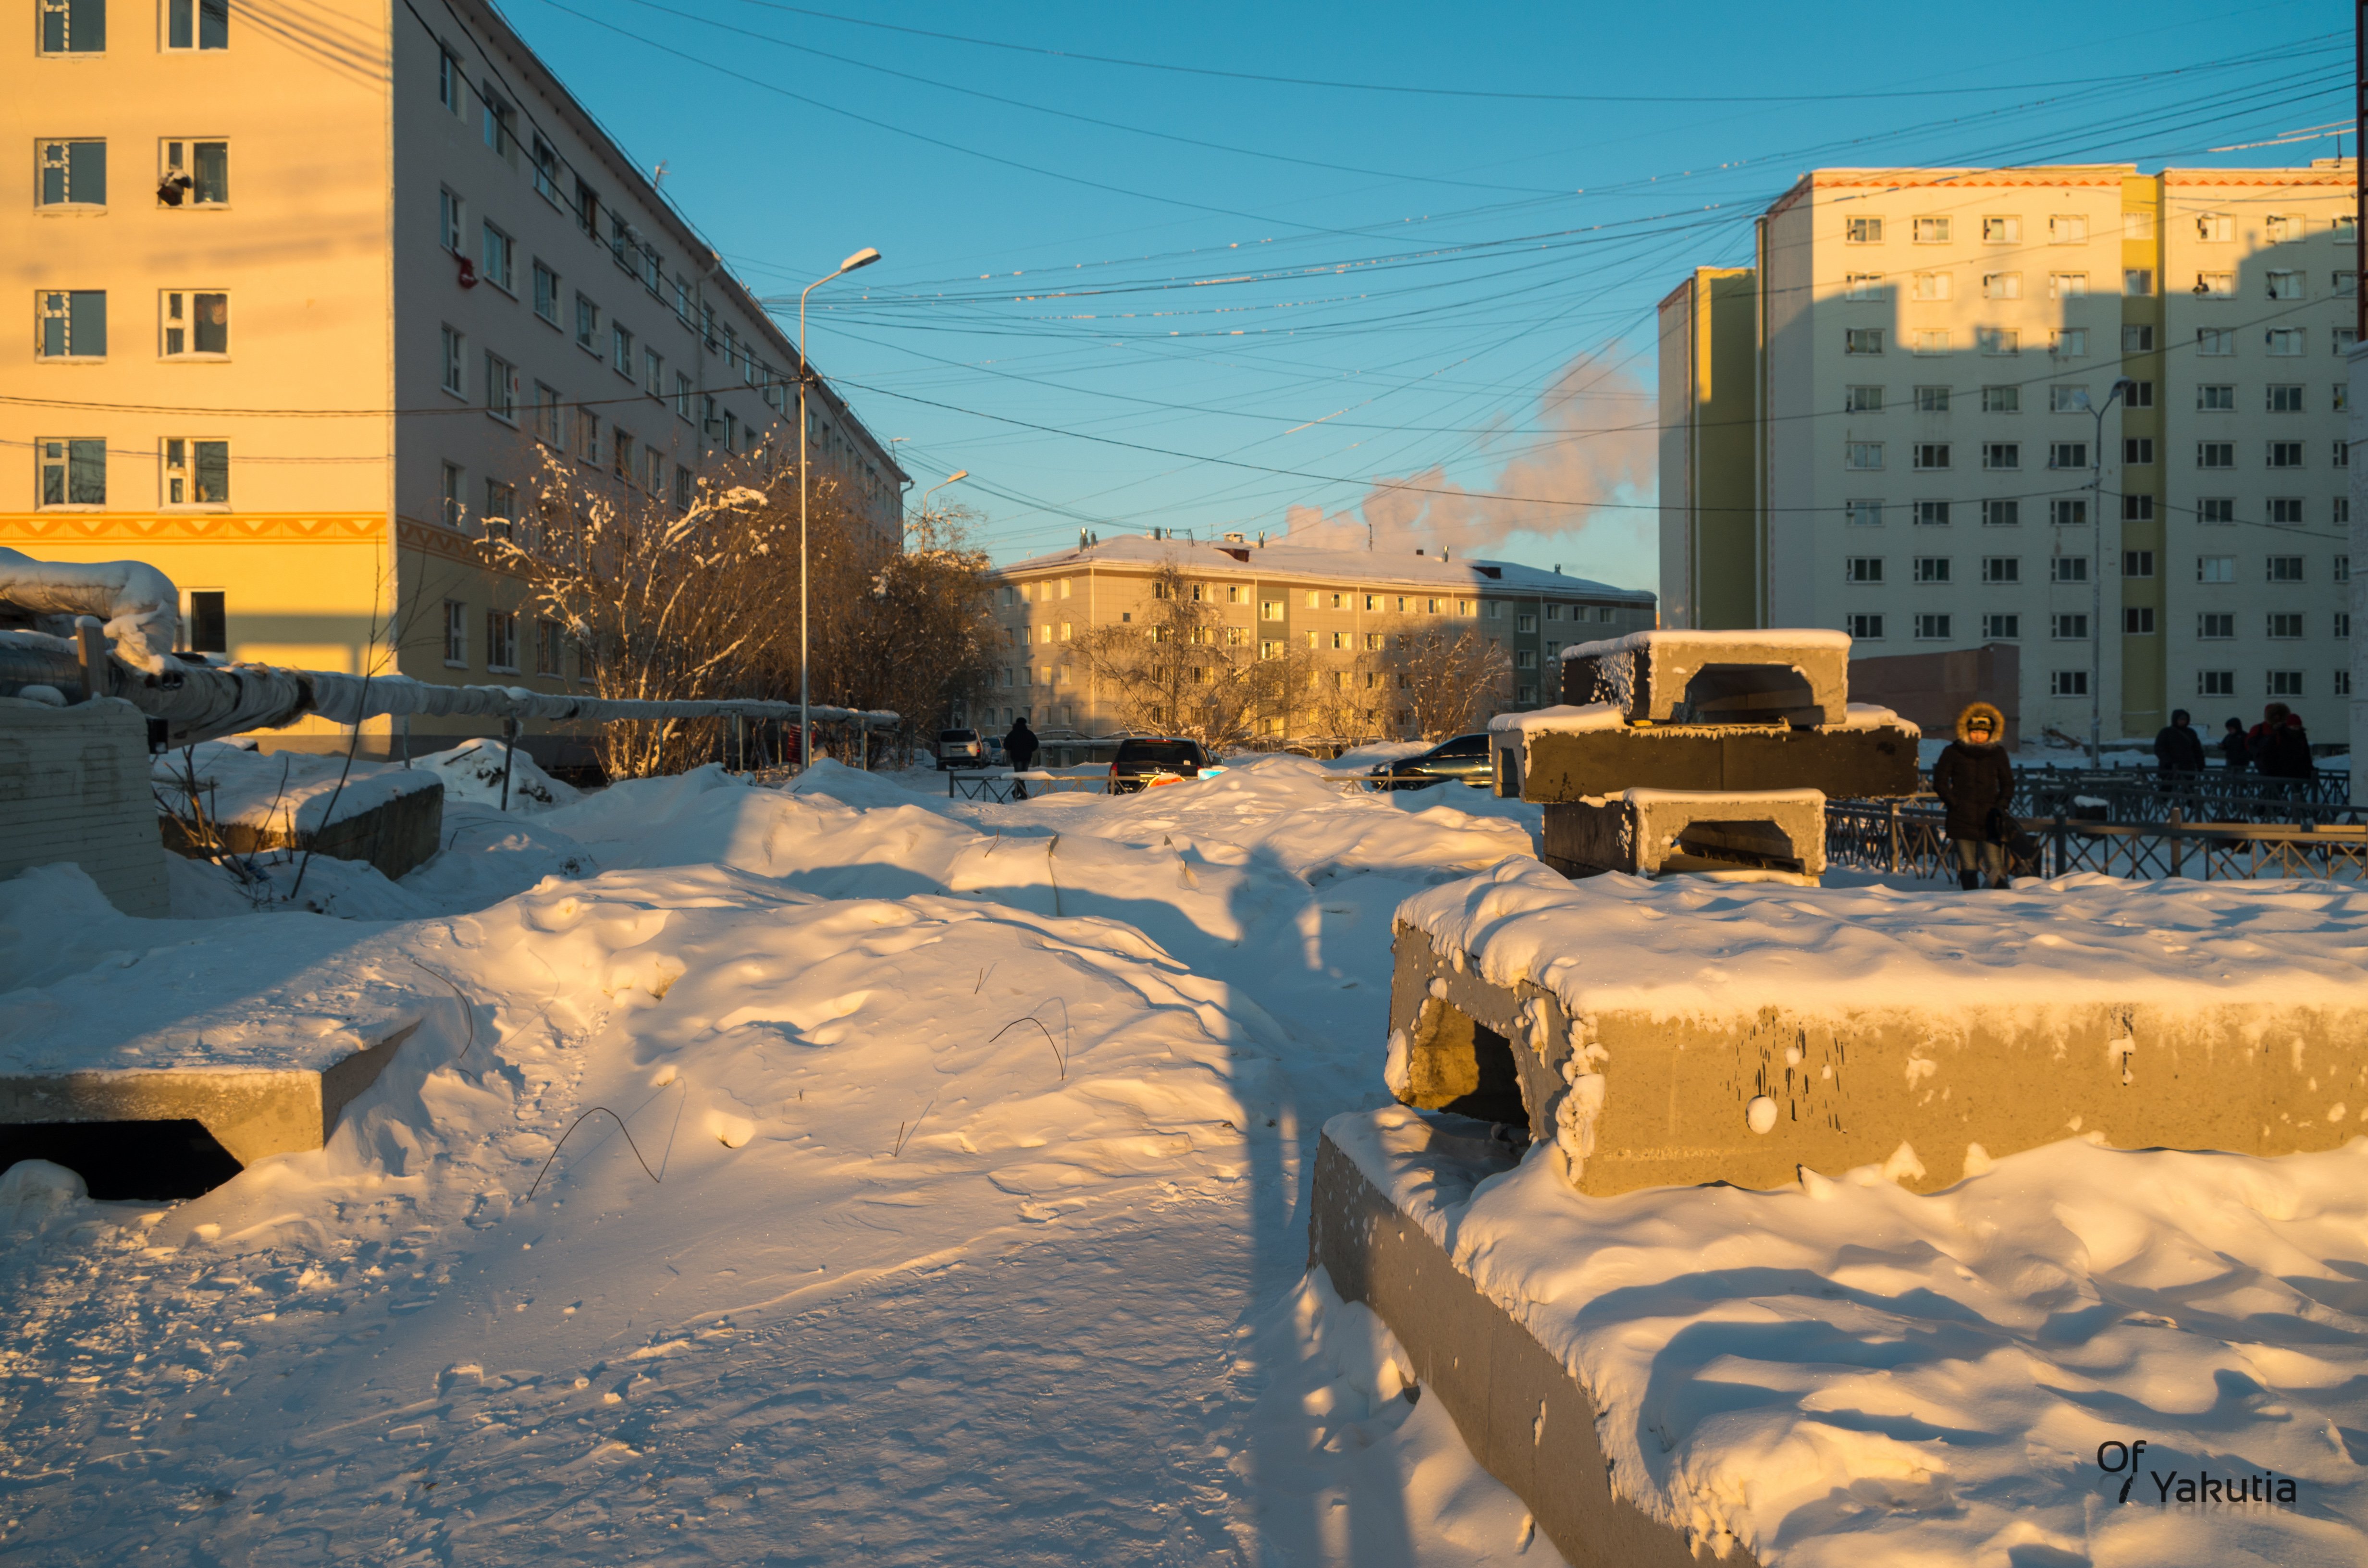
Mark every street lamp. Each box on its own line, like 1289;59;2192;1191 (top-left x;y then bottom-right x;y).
2073;377;2138;767
916;470;969;529
797;245;880;770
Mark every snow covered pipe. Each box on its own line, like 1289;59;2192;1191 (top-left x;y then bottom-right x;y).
0;548;181;673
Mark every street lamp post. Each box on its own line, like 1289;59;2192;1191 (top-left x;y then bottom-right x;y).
2079;377;2138;767
915;469;969;532
796;246;881;771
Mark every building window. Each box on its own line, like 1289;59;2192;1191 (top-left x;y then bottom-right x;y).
2047;442;2088;470
1982;613;2020;639
1846;613;1884;639
531;135;561;204
2050;329;2088;357
2050;670;2089;697
1983;272;2022;300
1846;216;1883;244
2196;271;2237;298
2338;329;2361;355
1846;442;1885;469
2123;325;2155;352
2048;213;2087;243
2051;557;2089;584
1913;613;1951;640
480;222;514;293
2124;269;2154;296
440;326;465;396
2050;498;2088;527
443;600;468;666
2198;670;2234;696
1982;499;2021;527
2122;494;2155;521
1911;272;1950;301
485;610;518;672
161;438;228;505
2198;612;2235;639
1913;385;1949;413
2265;441;2304;469
531;383;564;447
165;0;228;49
2266;270;2305;301
184;590;226;654
2051;613;2089;640
37;289;106;358
2197;497;2235;525
2339;671;2355;697
2198;384;2234;412
2048;385;2086;413
1910;330;1951;355
1845;328;1885;355
2125;381;2154;408
2336;612;2352;639
39;0;106;51
1981;385;2019;414
644;348;664;397
159;290;228;357
1259;600;1283;621
481;88;515;160
2265;328;2305;357
2266;555;2304;583
1844;557;1884;584
1981;556;2020;584
1981;442;2020;470
1844;274;1885;302
1912;557;1950;584
575;293;599;351
440;461;463;527
484;353;518;422
1982;215;2020;243
439;188;465;253
2122;438;2153;465
1978;328;2020;356
36;438;104;507
2266;612;2305;640
2338;216;2360;243
1914;501;1950;527
534;262;560;324
2197;555;2236;584
37;139;106;208
2048;272;2087;299
1516;612;1537;633
2124;607;2155;635
2267;671;2304;697
2122;550;2155;578
535;618;563;676
1843;499;1883;527
611;322;635;378
1909;442;1949;470
158;140;228;206
2269;497;2305;526
2196;441;2234;469
1844;385;1883;413
1913;216;1950;244
612;429;634;482
675;371;693;420
2340;440;2355;469
484;478;515;536
2196;329;2235;356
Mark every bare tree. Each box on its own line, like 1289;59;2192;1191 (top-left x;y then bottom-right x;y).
1381;620;1512;740
1074;562;1261;743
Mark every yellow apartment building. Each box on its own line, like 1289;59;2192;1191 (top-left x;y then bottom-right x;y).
985;534;1656;737
8;0;903;759
1662;163;2356;748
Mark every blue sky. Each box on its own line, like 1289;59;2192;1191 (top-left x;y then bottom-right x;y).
499;0;2350;586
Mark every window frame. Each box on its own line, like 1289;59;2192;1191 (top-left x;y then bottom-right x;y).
35;436;106;508
158;288;230;359
36;288;107;360
36;138;107;209
160;436;231;507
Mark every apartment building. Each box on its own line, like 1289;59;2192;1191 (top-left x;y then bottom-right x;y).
984;534;1655;736
1661;163;2356;747
9;0;903;756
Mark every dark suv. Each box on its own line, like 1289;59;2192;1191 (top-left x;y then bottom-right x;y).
1368;732;1492;790
936;728;986;770
1109;736;1214;794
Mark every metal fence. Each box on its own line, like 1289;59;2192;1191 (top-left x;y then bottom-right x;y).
2004;765;2355;826
1828;797;2368;883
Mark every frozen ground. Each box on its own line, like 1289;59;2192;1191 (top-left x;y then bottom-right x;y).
11;753;2368;1564
0;756;1553;1566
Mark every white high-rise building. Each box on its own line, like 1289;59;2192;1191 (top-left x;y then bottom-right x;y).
1661;163;2356;750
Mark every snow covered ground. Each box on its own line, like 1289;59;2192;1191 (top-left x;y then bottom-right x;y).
10;752;2368;1564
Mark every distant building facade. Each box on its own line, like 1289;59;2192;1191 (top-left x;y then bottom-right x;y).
1661;163;2356;747
984;534;1656;737
9;0;902;754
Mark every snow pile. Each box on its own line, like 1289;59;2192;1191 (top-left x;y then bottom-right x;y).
152;740;442;835
1332;1105;2368;1566
413;737;583;812
1396;857;2368;1018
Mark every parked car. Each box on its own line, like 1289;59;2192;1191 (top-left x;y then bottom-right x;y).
1109;736;1214;794
1369;733;1492;790
936;728;987;770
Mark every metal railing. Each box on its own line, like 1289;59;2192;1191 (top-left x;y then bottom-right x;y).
1828;797;2368;882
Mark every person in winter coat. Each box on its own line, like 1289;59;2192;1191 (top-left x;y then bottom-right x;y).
1004;715;1039;798
2152;709;2206;784
2218;717;2251;771
2252;702;2315;780
1931;701;2016;890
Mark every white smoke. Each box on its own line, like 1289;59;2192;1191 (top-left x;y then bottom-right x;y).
1280;349;1654;574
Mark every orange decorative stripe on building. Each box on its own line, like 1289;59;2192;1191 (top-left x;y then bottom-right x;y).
0;513;388;544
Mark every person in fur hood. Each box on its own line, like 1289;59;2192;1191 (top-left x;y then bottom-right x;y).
1931;701;2015;890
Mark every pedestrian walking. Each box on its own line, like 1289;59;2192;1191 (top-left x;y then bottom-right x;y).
1932;702;2015;891
2217;716;2250;772
2152;709;2205;793
2252;702;2314;781
1004;714;1039;799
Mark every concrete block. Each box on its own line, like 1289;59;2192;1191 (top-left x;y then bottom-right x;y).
159;773;445;881
0;697;169;916
1561;629;1850;726
1507;719;1918;802
1387;919;2368;1195
1309;1124;1757;1568
1541;789;1825;880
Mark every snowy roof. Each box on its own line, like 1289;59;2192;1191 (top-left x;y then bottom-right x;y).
995;536;1654;603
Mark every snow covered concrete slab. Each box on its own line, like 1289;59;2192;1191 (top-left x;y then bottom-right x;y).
1387;860;2368;1194
1503;719;1917;804
1320;1103;2368;1568
156;740;446;879
1560;630;1852;727
1539;789;1826;881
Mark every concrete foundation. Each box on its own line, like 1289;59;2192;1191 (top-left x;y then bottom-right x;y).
0;696;170;916
1389;921;2368;1195
1309;1122;1757;1568
0;1019;419;1185
1562;630;1850;727
1505;719;1918;803
1541;789;1826;880
158;773;445;881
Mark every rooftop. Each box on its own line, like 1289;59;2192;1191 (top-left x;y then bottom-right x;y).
994;535;1654;602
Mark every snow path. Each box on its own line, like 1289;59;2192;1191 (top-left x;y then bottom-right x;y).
0;760;1552;1565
